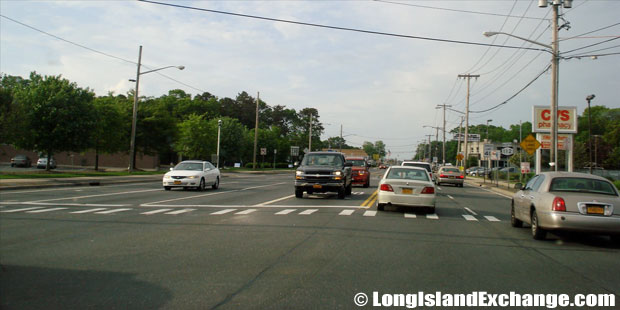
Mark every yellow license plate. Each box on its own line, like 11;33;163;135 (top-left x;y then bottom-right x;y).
313;184;323;189
587;206;604;214
402;188;413;194
449;176;455;179
174;181;182;185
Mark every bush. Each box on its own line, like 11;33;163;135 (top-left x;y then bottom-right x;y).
614;180;620;190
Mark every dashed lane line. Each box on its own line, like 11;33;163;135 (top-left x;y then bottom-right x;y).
463;214;478;221
339;209;355;216
210;209;237;215
27;207;68;213
165;208;195;215
94;208;133;214
299;209;318;215
141;209;173;215
464;207;478;216
275;209;296;215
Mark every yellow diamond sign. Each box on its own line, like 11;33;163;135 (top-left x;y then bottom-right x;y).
520;134;541;155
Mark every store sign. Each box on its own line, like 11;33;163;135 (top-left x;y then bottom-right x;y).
453;133;481;142
538;134;573;150
532;106;578;133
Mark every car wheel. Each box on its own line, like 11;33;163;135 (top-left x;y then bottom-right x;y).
377;203;385;211
531;210;547;240
338;187;346;199
295;188;304;198
212;177;220;189
363;179;370;188
164;186;171;191
198;178;206;191
510;204;522;228
345;183;352;195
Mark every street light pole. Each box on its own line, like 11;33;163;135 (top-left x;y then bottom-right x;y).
486;119;492;140
437;104;452;165
586;94;596;174
216;119;222;168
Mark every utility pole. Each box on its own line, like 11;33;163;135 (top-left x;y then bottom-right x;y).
252;92;260;170
425;134;432;162
308;113;313;152
457;116;464;166
550;2;560;171
340;124;343;152
586;94;596;174
436;104;452;165
129;45;142;172
458;74;480;168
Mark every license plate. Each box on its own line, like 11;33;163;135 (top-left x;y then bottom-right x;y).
313;184;323;189
174;181;182;185
449;176;455;179
587;206;604;215
402;188;413;195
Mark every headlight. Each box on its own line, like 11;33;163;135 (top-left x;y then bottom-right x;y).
296;171;303;180
164;175;171;180
296;171;303;176
334;171;342;176
187;175;197;179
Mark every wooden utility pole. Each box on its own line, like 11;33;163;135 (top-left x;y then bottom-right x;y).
436;104;452;165
458;74;480;168
253;92;260;170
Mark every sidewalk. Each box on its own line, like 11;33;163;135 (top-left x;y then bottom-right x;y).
464;176;519;198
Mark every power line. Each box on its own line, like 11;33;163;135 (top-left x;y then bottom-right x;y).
372;0;548;21
560;22;620;41
138;0;549;53
561;37;620;54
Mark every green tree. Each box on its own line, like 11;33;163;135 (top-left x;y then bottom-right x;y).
174;114;216;160
91;95;126;170
12;72;95;170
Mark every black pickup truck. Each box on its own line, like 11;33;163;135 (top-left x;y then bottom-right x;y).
294;151;353;199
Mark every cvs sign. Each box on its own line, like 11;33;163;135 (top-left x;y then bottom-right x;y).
532;106;577;133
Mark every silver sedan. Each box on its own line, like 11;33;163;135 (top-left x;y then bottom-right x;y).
511;172;620;243
377;166;436;213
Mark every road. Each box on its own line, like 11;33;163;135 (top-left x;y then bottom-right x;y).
1;169;618;309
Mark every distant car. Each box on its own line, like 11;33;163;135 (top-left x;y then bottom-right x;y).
401;161;433;181
11;155;32;167
36;157;56;169
511;172;620;243
500;166;519;173
379;163;388;169
435;166;464;187
377;166;436;213
346;157;370;188
163;160;220;191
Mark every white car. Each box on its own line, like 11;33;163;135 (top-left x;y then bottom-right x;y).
377;166;436;213
163;160;220;191
36;157;57;169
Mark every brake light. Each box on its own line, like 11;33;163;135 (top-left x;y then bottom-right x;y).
458;175;464;179
440;174;447;178
552;197;566;211
421;186;435;194
380;184;394;192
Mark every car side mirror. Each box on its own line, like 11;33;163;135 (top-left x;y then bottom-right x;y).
514;183;523;190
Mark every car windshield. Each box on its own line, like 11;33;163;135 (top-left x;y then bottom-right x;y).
347;160;366;167
442;168;460;173
302;154;343;167
387;168;429;181
402;163;431;172
549;177;618;196
174;162;203;171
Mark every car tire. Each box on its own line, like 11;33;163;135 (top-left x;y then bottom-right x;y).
610;235;620;245
363;179;370;188
295;188;304;198
510;204;522;228
212;177;220;189
198;178;206;191
338;187;346;199
164;186;171;191
377;203;385;211
531;210;547;240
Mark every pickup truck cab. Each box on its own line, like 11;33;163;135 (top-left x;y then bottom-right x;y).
295;152;353;199
346;156;371;188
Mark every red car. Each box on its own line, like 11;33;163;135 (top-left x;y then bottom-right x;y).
346;157;371;188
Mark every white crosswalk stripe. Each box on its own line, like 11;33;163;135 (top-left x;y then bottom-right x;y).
299;209;318;215
235;209;257;215
275;209;296;215
463;214;478;221
1;207;45;213
71;208;108;214
95;208;132;214
339;209;355;216
484;216;500;222
141;209;173;215
166;209;195;215
363;210;377;217
426;214;439;220
404;213;417;218
210;209;236;215
27;207;68;213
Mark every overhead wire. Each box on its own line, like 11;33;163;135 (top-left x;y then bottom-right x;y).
560;22;620;41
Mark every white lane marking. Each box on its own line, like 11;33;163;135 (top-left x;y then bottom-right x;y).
299;209;318;215
363;210;377;217
165;208;195;215
26;189;160;203
143;183;286;206
474;186;513;199
484;216;501;222
235;209;257;215
95;208;133;214
11;202;127;207
447;195;454;200
71;208;108;214
140;204;359;209
464;207;478;215
141;209;173;215
275;209;296;215
254;195;295;206
339;209;355;216
426;214;439;220
437;187;442;191
404;213;417;218
1;207;45;213
27;207;68;213
463;214;478;221
210;209;236;215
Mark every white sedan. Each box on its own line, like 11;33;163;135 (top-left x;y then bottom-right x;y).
377;166;436;213
163;160;220;191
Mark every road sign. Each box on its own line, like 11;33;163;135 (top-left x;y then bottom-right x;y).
490;150;500;161
501;147;514;156
456;153;464;161
260;148;267;156
502;142;513;148
520;134;541;155
373;154;380;161
521;162;530;174
290;146;299;156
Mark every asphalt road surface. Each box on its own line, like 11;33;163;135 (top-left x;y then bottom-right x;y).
1;170;618;309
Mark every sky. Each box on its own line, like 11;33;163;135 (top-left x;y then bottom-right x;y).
1;0;619;160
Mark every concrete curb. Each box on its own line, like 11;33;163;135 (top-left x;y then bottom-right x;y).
465;177;518;198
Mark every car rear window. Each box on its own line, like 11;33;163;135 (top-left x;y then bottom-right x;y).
442;168;460;173
549;177;618;196
347;159;366;167
402;163;431;172
386;168;429;181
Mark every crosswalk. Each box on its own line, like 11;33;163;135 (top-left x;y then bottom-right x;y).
1;206;503;221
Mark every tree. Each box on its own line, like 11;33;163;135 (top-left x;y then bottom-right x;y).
91;95;126;170
174;114;216;160
12;72;95;170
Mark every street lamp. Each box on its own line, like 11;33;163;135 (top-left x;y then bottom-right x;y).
484;0;571;172
586;94;596;174
129;45;184;172
486;119;493;140
216;119;222;168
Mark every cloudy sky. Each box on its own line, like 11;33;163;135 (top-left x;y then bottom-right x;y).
2;0;619;159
